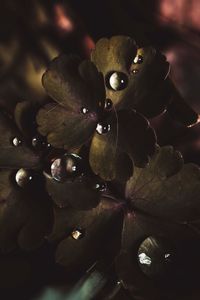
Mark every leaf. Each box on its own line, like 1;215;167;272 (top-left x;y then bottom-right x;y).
126;146;200;222
112;146;200;299
42;54;105;112
91;36;171;116
0;170;53;251
89;110;156;180
14;100;39;137
50;198;123;276
91;36;137;76
37;103;97;150
0;111;40;169
45;174;101;210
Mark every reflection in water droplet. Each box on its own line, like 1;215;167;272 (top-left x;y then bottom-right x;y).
138;252;152;266
81;107;89;115
134;55;143;64
96;123;111;135
106;72;128;91
71;228;84;240
15;168;32;187
51;153;83;182
104;99;113;110
12;137;22;147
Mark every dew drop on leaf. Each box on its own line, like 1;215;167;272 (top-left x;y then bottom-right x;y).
132;69;139;74
32;135;47;150
134;55;143;64
96;123;111;135
94;181;107;192
15;168;33;187
81;107;89;115
71;228;85;240
51;153;83;182
12;137;22;147
138;236;173;278
106;72;128;91
104;99;113;110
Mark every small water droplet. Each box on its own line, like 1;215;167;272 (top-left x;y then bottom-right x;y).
134;54;143;64
71;228;84;240
51;153;83;182
96;123;111;135
106;72;128;91
94;182;107;192
32;135;48;150
104;99;113;110
15;168;32;187
12;137;22;147
81;107;89;114
132;69;139;74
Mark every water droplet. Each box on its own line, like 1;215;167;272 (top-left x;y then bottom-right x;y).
134;54;143;64
96;123;111;135
12;137;22;147
32;135;49;150
81;107;89;114
132;69;139;74
138;236;173;278
51;153;83;182
104;99;113;110
106;72;128;91
15;168;32;187
71;228;84;240
94;182;107;192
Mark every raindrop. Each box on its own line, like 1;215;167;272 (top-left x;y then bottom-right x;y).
12;137;22;147
106;72;128;91
132;69;139;74
96;123;111;135
134;54;143;64
32;135;47;149
51;153;83;182
104;99;113;110
138;236;173;278
71;228;84;240
15;168;32;187
94;182;107;192
81;107;89;115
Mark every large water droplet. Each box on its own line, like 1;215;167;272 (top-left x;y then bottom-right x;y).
106;72;128;91
15;168;33;187
12;137;22;147
138;236;173;278
134;54;143;64
96;123;111;135
71;228;84;240
51;153;83;182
